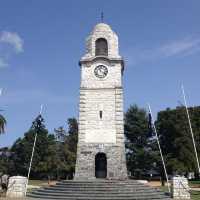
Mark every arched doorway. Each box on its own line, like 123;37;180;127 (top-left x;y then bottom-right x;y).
95;153;107;178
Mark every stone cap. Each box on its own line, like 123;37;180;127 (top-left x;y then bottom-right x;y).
80;22;123;61
92;23;113;33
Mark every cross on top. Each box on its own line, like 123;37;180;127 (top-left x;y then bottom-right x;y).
101;12;104;22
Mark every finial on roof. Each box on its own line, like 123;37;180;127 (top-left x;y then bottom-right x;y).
101;12;104;22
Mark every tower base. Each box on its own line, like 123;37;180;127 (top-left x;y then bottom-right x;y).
75;143;127;180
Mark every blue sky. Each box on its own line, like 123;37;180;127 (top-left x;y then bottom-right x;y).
0;0;200;147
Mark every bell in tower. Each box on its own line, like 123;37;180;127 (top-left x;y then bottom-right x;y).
75;23;127;180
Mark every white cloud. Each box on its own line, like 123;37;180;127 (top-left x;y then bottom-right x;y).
0;31;24;53
125;36;200;65
159;37;200;57
0;57;8;68
0;31;24;68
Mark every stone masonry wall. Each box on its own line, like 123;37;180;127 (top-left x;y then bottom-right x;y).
75;87;127;179
75;22;127;180
171;176;190;199
75;143;127;180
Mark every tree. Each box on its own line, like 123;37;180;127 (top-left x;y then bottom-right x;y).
0;114;6;134
54;118;78;179
66;118;78;153
54;126;67;143
124;104;156;178
9;115;57;179
156;106;200;176
0;147;10;174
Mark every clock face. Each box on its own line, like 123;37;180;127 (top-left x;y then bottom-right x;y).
94;65;108;78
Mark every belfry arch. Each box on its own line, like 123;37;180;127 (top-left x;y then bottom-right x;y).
95;38;108;56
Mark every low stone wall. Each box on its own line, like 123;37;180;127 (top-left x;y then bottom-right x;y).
171;176;190;199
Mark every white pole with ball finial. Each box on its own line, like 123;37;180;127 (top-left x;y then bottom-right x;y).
25;104;44;196
181;84;200;177
148;103;170;193
0;88;2;97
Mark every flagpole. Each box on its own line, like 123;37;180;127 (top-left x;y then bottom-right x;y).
148;103;170;193
0;88;2;97
181;85;200;177
25;104;44;196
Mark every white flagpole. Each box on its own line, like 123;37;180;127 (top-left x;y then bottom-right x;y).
40;104;43;115
181;85;200;177
0;88;2;96
148;103;170;193
25;104;44;196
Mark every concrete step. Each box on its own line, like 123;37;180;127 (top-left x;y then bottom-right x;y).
55;182;143;187
27;194;171;200
38;187;159;192
31;189;166;196
48;185;155;190
27;180;172;200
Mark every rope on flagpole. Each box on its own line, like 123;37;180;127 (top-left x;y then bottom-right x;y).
181;84;200;177
148;103;170;193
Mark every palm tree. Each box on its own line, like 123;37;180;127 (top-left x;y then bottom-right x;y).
0;114;6;134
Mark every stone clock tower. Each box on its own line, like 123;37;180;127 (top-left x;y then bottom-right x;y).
75;23;127;180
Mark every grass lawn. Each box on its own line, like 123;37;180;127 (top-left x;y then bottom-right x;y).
189;180;200;185
191;191;200;200
189;180;200;188
189;180;200;199
28;180;49;186
27;180;58;193
159;186;200;200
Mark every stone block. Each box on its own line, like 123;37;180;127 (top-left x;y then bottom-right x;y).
171;176;190;199
6;176;27;198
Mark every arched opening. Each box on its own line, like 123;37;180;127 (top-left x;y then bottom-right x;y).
95;38;108;56
95;153;107;178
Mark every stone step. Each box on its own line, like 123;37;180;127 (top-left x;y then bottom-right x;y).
54;184;145;188
27;194;171;200
27;180;172;200
33;188;165;195
31;190;167;196
39;187;159;192
55;182;149;187
60;180;142;184
47;182;153;186
51;184;153;189
57;180;141;184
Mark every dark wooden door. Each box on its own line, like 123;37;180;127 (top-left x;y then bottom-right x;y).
95;153;107;178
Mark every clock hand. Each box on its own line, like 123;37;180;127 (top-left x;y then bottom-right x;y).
99;68;103;74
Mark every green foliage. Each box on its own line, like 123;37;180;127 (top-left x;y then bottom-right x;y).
55;118;78;179
0;114;6;134
2;104;200;180
0;116;78;180
125;105;149;147
157;106;200;175
0;147;10;173
9;117;57;178
124;104;158;177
